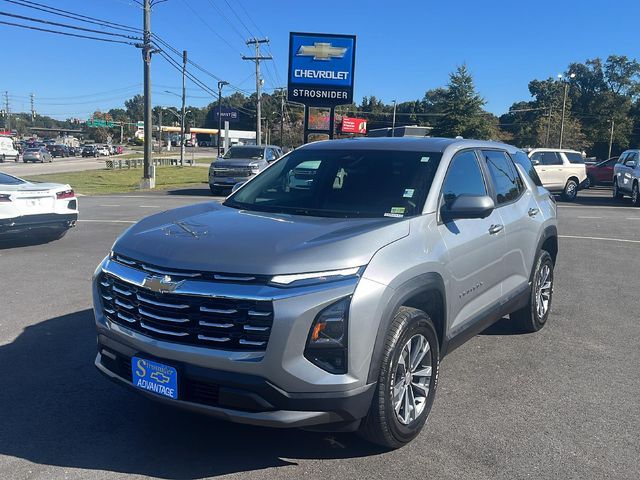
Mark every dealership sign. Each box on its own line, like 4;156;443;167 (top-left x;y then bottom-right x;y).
288;32;356;107
213;107;239;122
341;117;367;134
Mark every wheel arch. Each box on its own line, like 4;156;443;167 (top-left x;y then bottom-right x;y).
366;272;447;383
537;225;558;266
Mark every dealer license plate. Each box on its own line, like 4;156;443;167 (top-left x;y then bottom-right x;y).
131;357;178;399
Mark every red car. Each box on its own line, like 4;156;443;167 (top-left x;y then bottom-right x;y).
586;157;618;187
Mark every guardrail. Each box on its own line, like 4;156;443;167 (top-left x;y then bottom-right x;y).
105;158;194;169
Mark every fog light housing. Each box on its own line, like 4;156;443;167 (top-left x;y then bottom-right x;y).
304;297;350;374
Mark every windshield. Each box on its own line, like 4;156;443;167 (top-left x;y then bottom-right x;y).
565;152;584;164
224;147;264;160
224;148;442;218
25;148;39;152
0;173;25;185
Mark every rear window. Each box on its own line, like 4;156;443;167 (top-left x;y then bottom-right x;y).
565;152;584;164
512;151;543;187
0;173;25;185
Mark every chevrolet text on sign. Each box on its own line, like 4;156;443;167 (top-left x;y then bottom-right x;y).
288;32;356;107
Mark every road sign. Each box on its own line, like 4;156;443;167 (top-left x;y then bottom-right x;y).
341;117;367;134
88;117;115;128
287;32;356;107
213;108;240;122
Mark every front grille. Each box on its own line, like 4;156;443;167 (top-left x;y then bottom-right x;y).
99;273;273;350
213;167;252;177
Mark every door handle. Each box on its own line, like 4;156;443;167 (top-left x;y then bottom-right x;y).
489;224;504;235
528;208;539;217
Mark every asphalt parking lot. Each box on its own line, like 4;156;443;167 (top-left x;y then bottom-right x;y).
0;186;638;480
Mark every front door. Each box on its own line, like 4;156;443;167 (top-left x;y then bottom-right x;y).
532;151;564;190
437;150;506;334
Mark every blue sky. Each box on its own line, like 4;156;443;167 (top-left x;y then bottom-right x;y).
3;0;639;120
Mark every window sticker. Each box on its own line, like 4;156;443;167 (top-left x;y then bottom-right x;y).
421;156;430;163
390;207;405;214
403;188;415;198
384;213;404;218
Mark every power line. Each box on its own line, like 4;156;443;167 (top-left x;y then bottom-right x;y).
0;19;140;45
0;11;142;40
2;0;141;33
180;0;243;56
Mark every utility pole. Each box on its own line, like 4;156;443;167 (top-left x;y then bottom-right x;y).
242;38;272;146
157;107;163;153
545;106;553;147
608;118;615;159
217;80;228;157
558;72;575;149
140;0;154;188
4;91;10;133
30;93;35;123
391;100;397;137
279;89;284;146
180;50;186;166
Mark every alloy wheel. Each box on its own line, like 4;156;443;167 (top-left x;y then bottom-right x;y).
535;264;552;319
633;184;639;205
392;334;432;425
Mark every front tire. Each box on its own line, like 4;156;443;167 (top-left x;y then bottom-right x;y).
359;307;439;449
613;179;624;200
511;250;554;333
562;179;578;201
632;182;640;207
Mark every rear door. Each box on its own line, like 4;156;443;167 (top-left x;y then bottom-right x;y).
437;149;506;334
532;151;564;190
621;152;638;193
482;150;541;298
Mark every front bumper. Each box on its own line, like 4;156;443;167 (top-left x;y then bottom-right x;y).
95;333;375;428
0;212;77;236
208;174;256;187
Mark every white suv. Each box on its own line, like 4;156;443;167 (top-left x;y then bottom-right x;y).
527;148;587;201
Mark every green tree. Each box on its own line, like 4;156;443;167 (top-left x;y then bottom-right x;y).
432;65;497;139
124;94;144;123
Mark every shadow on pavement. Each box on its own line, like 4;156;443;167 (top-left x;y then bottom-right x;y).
0;310;384;479
556;187;633;207
166;186;215;197
479;316;529;336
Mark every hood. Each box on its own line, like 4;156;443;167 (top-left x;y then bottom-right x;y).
112;202;410;275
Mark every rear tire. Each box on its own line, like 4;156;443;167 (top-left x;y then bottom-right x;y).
511;250;554;333
359;307;439;449
585;174;594;189
613;179;624;200
561;179;578;201
1;154;5;163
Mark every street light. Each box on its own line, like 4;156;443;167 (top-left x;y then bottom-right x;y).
217;80;229;156
558;72;576;149
391;100;397;137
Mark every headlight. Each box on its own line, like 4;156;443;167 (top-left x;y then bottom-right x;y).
250;163;260;173
270;267;361;287
304;297;350;374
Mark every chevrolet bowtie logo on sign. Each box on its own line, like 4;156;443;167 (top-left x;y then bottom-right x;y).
288;32;356;107
142;274;184;294
297;42;347;61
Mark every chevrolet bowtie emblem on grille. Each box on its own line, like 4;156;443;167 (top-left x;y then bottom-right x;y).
296;42;347;61
142;275;184;294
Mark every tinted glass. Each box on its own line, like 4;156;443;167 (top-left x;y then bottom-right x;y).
483;150;524;204
540;152;562;165
512;150;543;187
224;147;264;159
441;150;487;209
617;153;628;163
565;152;584;164
225;149;443;218
626;152;638;165
0;173;25;185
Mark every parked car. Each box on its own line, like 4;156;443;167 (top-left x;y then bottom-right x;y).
23;147;52;163
93;137;558;448
0;137;20;163
208;145;284;195
82;145;98;157
50;145;69;158
96;145;111;156
586;157;617;187
613;150;640;205
527;148;587;201
0;171;78;241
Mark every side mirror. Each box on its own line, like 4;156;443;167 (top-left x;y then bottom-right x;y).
442;195;495;220
625;160;637;168
231;182;245;193
531;159;540;166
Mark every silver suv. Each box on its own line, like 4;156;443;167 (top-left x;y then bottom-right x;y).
613;149;640;205
93;138;558;448
209;145;283;195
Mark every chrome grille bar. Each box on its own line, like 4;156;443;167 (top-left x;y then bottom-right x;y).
138;307;189;324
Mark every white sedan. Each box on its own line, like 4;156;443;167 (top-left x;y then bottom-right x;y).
0;172;78;241
96;146;111;156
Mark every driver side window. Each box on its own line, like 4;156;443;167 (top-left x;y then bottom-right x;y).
441;150;487;210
